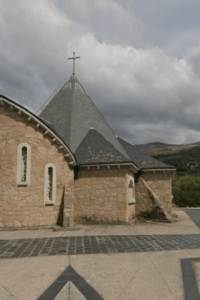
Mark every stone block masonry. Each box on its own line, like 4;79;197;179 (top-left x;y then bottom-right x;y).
135;171;175;220
0;106;73;227
74;166;135;223
0;104;175;228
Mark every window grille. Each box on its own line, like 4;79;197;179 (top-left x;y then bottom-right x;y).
47;167;53;200
17;143;31;186
44;163;56;205
21;147;27;182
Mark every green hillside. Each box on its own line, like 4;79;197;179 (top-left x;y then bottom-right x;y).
152;145;200;174
131;141;200;175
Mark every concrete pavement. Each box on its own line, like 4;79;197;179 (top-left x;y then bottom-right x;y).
0;210;199;240
0;209;200;300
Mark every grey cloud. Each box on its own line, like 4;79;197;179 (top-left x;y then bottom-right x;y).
81;44;200;144
55;0;144;47
124;0;200;56
185;45;200;76
1;0;200;146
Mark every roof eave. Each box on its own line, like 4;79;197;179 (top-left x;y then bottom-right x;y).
0;96;77;167
79;161;139;170
141;168;176;172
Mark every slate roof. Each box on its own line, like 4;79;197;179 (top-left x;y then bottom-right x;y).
38;74;175;170
118;137;175;169
75;129;130;164
39;75;128;158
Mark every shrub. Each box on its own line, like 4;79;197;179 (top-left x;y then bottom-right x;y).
173;175;200;207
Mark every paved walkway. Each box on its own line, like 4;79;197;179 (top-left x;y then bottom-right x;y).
0;209;199;240
0;208;200;300
184;208;200;229
1;234;200;258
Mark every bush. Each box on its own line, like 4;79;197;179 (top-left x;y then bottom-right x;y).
173;175;200;207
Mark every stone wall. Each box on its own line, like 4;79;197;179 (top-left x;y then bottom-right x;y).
127;193;135;222
127;201;135;222
74;166;132;223
0;105;73;227
0;104;175;227
63;171;75;227
135;171;175;219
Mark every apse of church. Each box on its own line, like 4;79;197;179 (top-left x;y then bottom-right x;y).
0;100;75;227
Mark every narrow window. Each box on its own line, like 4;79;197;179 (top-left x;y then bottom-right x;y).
128;175;135;204
47;167;53;200
129;180;134;199
44;163;56;205
21;147;27;182
17;143;31;186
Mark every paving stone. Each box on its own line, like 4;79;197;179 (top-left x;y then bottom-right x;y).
0;234;200;258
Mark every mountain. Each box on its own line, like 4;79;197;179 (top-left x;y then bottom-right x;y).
134;141;200;175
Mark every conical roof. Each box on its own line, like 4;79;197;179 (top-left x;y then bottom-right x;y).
39;75;129;158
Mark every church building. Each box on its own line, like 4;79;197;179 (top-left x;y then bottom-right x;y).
0;57;176;228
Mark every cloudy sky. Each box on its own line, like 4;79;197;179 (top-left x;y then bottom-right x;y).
1;0;200;145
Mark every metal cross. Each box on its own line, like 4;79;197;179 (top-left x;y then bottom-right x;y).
68;52;80;75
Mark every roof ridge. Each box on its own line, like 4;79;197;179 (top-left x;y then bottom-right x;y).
69;80;76;148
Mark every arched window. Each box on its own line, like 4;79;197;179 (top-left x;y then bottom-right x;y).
17;143;31;186
128;175;135;204
44;163;56;205
21;147;27;182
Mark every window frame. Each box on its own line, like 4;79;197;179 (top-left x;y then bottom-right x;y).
128;174;135;204
44;163;57;205
16;142;31;186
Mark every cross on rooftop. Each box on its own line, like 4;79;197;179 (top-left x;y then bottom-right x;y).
68;52;81;75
